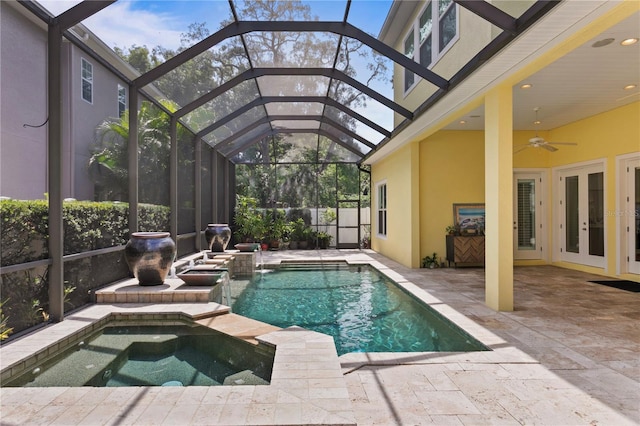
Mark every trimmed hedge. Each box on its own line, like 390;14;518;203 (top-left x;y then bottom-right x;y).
0;200;170;338
1;200;170;267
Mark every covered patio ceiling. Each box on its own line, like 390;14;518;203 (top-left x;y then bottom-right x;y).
24;0;559;164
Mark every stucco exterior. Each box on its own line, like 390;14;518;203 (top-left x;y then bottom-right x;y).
1;1;132;201
1;3;48;199
372;0;640;304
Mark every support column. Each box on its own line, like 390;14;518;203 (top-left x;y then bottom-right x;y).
47;24;64;322
484;85;514;311
170;116;178;243
195;137;202;251
128;88;139;233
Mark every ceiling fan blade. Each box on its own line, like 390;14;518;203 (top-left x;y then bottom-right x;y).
514;145;530;154
547;142;577;146
541;144;558;152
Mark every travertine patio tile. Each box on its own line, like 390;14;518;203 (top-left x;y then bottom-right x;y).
246;403;277;424
128;402;174;425
273;402;303;424
1;402;46;425
225;386;256;404
176;386;210;404
189;403;224;425
203;386;230;404
309;386;349;399
51;403;96;425
414;390;482;415
218;402;251;425
162;402;199;425
50;387;92;405
457;413;521;425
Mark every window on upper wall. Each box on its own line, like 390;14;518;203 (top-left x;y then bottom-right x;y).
81;58;93;104
403;29;415;92
377;182;387;237
404;0;458;94
118;84;127;117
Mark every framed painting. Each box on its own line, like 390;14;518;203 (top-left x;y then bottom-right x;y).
453;203;485;235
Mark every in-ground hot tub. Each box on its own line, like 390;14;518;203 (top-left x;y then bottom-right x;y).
4;322;274;387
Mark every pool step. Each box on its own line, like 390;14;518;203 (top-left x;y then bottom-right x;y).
196;313;280;345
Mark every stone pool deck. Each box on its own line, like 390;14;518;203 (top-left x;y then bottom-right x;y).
1;249;639;425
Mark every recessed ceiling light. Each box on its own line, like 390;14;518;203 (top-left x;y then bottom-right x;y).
620;38;638;46
520;83;532;89
533;120;541;125
592;38;615;48
624;84;637;90
459;120;466;124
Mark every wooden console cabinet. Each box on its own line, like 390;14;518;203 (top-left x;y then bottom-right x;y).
446;235;485;267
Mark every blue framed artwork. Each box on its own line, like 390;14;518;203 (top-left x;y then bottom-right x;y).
453;203;485;235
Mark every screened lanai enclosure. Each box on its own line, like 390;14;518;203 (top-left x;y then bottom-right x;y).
1;0;557;334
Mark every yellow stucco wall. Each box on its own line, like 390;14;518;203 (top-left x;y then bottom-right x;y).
371;143;421;268
418;130;485;263
547;102;640;278
377;102;639;278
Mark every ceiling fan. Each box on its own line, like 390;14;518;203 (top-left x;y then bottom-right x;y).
515;107;577;154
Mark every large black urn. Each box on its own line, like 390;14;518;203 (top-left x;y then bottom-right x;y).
205;223;232;252
124;232;176;286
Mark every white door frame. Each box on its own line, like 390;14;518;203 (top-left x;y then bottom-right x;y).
553;159;607;269
616;153;640;275
513;169;548;260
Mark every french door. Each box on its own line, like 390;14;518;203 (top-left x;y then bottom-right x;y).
626;158;640;274
513;172;544;259
557;163;605;268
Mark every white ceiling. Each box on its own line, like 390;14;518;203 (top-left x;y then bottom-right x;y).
445;10;640;132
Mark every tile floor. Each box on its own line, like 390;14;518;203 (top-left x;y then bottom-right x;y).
1;249;638;425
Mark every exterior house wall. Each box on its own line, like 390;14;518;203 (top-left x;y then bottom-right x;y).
0;3;48;200
418;130;485;261
0;2;130;201
371;142;421;268
65;44;127;201
413;102;639;276
391;4;493;127
546;102;639;278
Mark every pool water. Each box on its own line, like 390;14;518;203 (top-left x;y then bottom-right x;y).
231;264;488;355
5;325;274;387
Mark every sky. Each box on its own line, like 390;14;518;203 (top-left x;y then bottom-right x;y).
39;0;393;51
38;0;395;141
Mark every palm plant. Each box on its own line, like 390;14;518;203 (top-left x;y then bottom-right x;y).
88;99;185;205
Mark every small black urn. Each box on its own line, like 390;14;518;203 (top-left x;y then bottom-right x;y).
124;232;176;286
205;223;232;252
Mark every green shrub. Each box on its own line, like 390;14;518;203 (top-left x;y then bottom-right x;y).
0;199;170;338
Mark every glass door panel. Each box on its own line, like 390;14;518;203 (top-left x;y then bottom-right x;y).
565;175;579;253
635;166;640;262
513;172;544;260
517;179;536;250
588;172;605;256
558;164;605;268
627;159;640;274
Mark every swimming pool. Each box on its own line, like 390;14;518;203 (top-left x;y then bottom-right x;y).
231;263;488;355
4;324;274;387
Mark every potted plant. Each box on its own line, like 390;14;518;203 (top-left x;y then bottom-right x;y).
265;209;287;250
233;195;266;243
317;231;332;249
446;225;458;236
421;252;439;269
289;218;307;249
